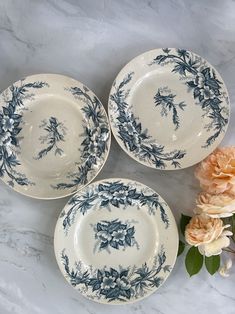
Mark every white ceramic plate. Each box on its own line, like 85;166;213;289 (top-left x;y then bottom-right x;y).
0;74;111;199
54;178;178;304
109;48;230;170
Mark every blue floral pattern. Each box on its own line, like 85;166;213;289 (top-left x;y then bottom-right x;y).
150;48;229;147
34;117;67;159
0;80;49;187
154;87;186;130
109;72;186;169
60;180;169;235
52;86;110;190
92;219;139;253
61;245;170;302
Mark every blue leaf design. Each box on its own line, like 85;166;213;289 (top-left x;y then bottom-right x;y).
110;268;119;278
53;86;109;190
127;226;135;236
150;49;229;148
100;199;109;207
96;223;103;232
0;80;49;187
100;241;108;249
93;219;137;252
154;88;186;130
109;72;186;168
120;270;129;278
61;245;168;302
97;270;103;281
34;117;66;160
125;235;132;246
62;181;169;235
110;241;119;249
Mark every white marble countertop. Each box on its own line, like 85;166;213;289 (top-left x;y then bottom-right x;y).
0;0;235;313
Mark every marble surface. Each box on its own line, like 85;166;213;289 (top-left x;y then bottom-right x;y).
0;0;234;313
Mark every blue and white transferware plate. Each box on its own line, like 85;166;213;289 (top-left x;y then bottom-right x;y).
54;178;178;304
0;74;110;199
109;48;230;169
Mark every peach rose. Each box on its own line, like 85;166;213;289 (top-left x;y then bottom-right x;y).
195;147;235;195
195;192;235;218
185;215;232;256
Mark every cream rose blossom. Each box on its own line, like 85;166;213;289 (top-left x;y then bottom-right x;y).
195;192;235;218
198;233;231;257
195;147;235;195
185;215;232;257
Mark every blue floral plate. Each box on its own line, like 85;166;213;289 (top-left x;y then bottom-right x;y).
109;48;230;170
54;178;178;304
0;74;111;199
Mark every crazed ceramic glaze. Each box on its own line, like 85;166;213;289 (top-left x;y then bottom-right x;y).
54;178;178;304
109;48;230;170
0;74;111;199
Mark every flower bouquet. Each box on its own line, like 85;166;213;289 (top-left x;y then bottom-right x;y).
179;147;235;276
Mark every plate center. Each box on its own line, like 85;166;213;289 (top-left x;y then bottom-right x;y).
17;94;85;179
129;70;204;148
74;207;159;269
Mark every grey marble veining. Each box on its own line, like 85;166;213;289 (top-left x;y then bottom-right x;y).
0;0;235;313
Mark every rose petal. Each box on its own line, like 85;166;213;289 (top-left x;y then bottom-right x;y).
195;147;235;195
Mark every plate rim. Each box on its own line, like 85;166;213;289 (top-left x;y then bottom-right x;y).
108;48;230;170
54;177;179;305
0;73;111;200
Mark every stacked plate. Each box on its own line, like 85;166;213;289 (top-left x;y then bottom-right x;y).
0;49;230;304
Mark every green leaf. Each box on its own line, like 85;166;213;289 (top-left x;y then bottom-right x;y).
185;246;203;277
177;240;185;256
205;255;220;275
180;214;191;236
